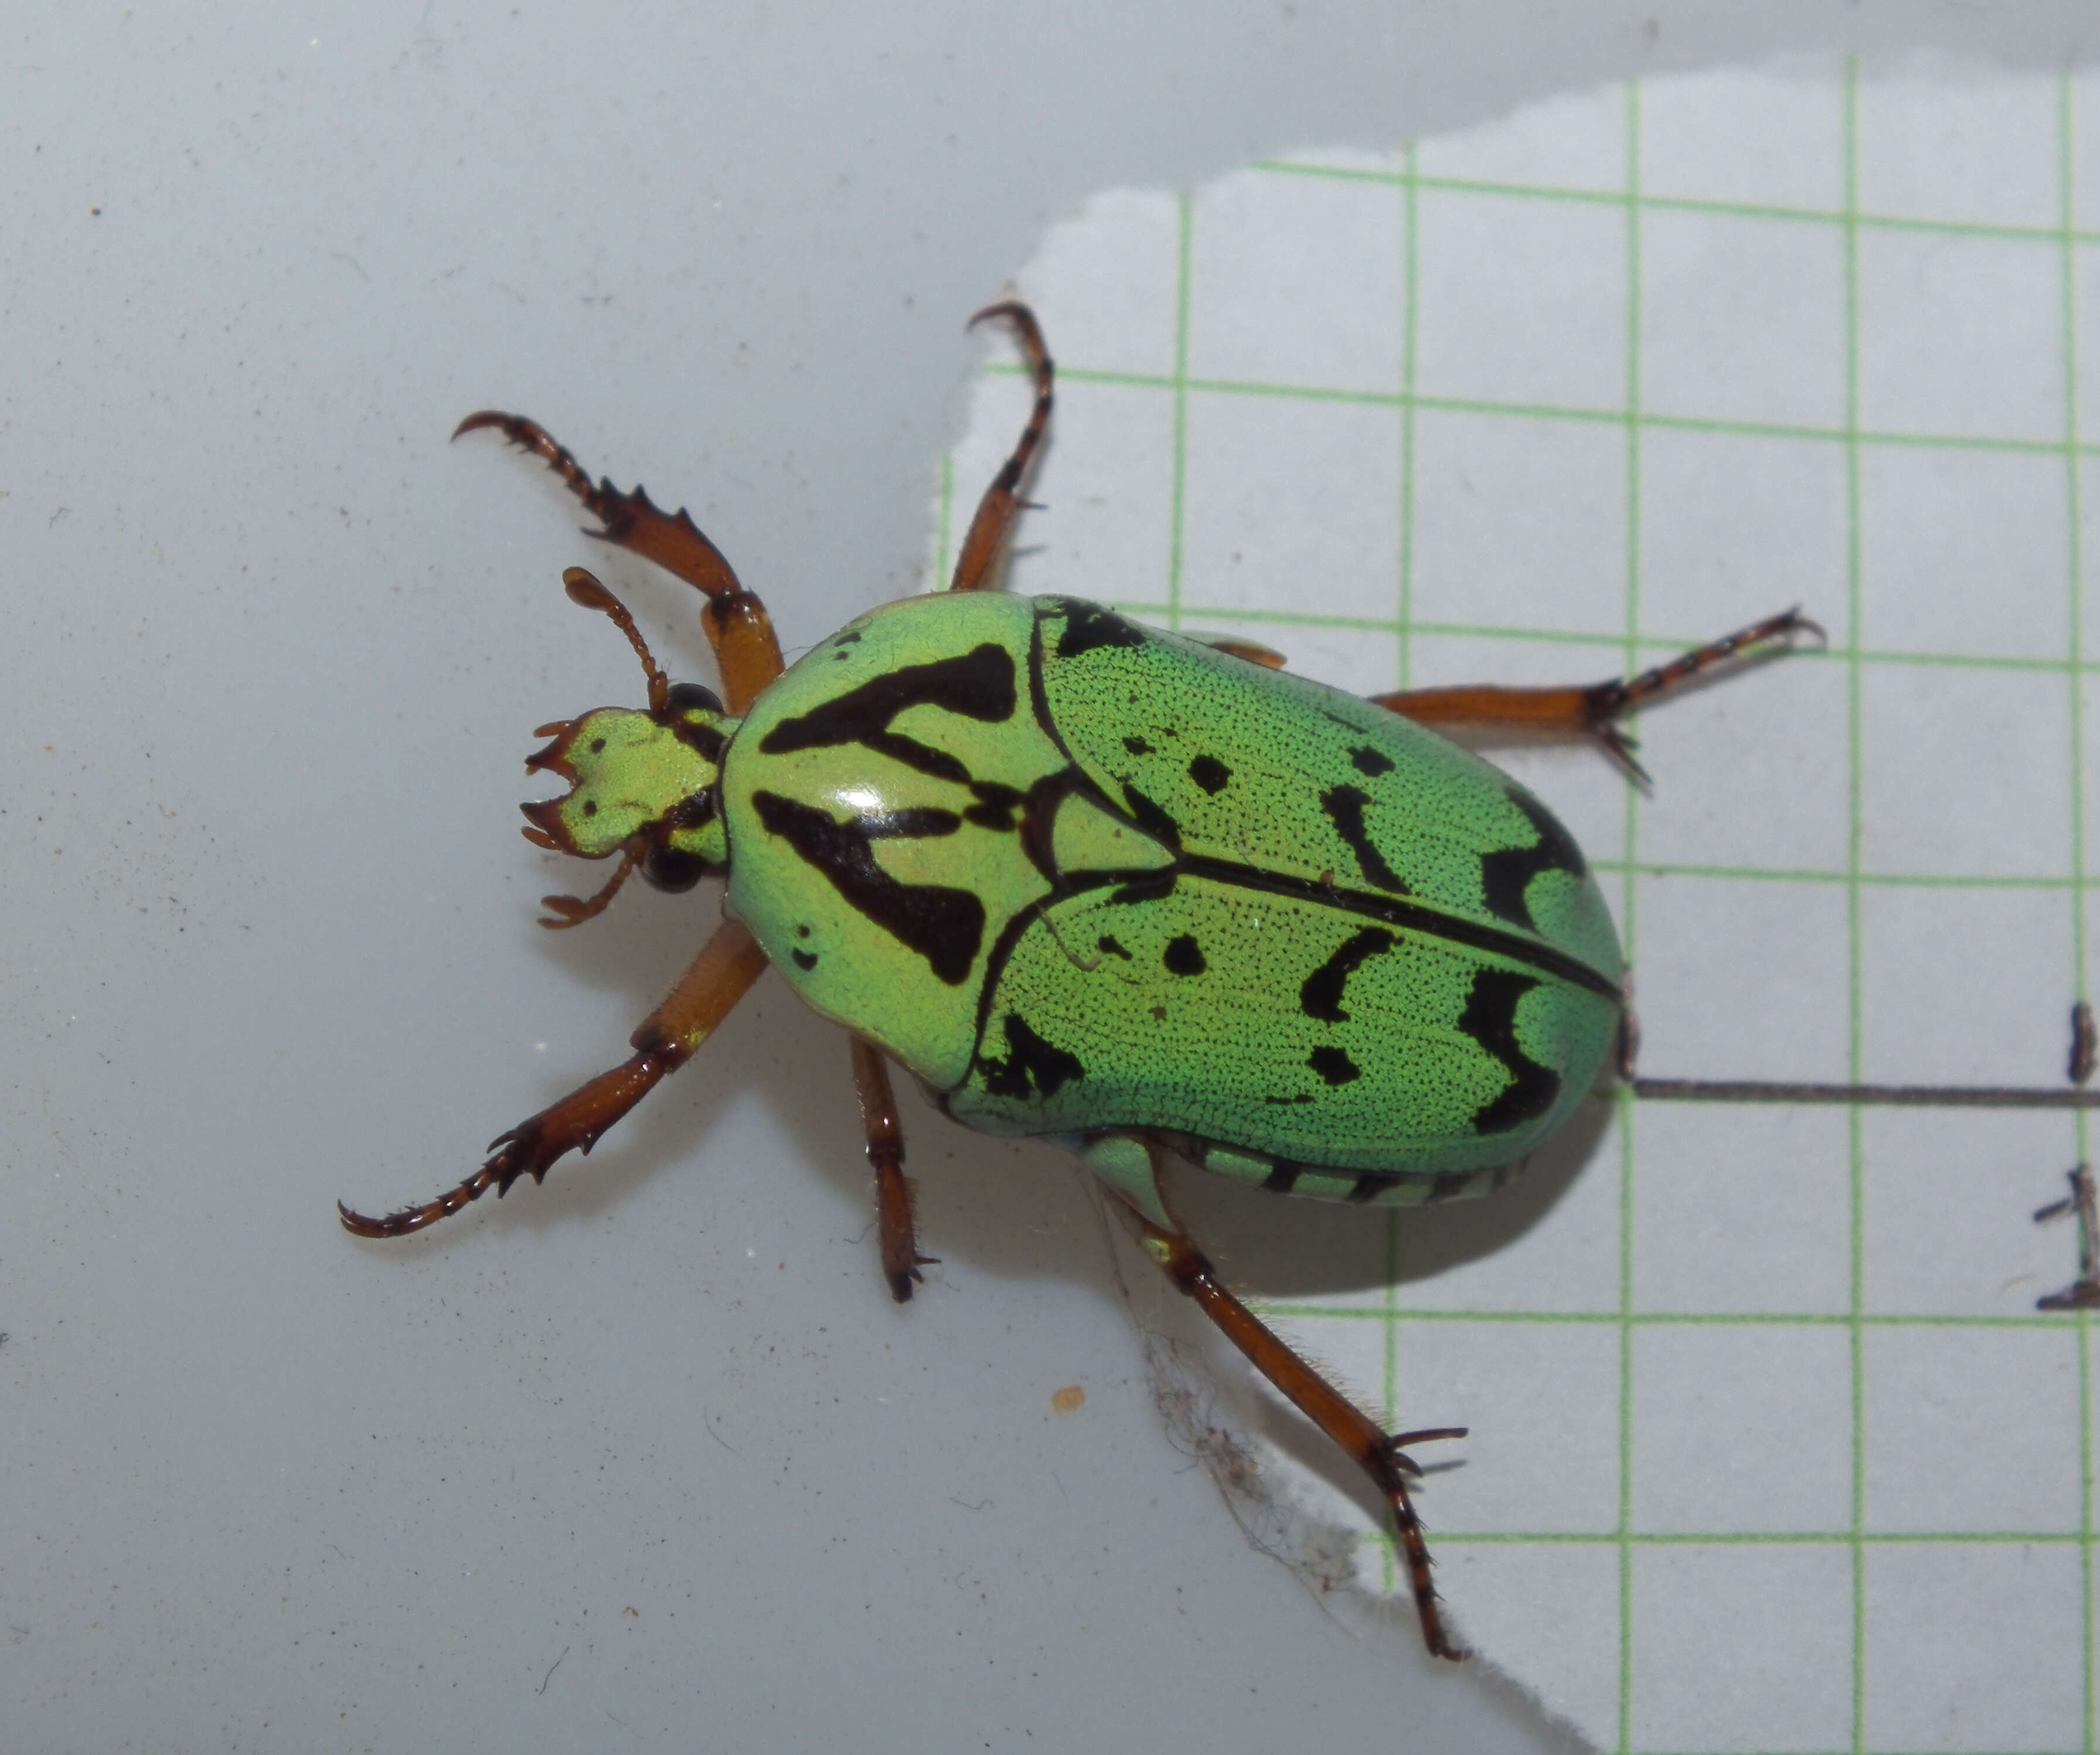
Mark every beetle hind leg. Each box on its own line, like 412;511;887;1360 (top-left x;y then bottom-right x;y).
1373;607;1821;782
1104;1164;1468;1661
851;1036;938;1301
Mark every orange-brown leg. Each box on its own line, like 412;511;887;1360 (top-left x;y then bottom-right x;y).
1374;607;1819;781
850;1036;937;1301
454;413;785;713
1111;1192;1468;1661
339;922;771;1239
948;302;1054;595
1197;635;1288;670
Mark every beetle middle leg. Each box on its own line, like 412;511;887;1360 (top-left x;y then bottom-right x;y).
850;1036;938;1301
1373;607;1820;781
339;921;770;1238
1104;1161;1468;1662
455;411;785;712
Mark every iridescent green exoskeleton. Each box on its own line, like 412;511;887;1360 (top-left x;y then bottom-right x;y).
342;304;1827;1662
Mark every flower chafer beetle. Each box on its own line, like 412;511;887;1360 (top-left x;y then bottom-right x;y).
343;305;2087;1661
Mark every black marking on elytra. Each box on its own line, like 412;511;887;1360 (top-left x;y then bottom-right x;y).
975;1012;1086;1101
1017;768;1087;885
759;642;1017;784
836;630;863;645
1119;781;1183;851
1349;744;1395;778
1308;1046;1362;1087
1187;754;1231;795
1425;1169;1478;1205
1479;787;1589;935
1264;1092;1315;1106
1180;853;1621;1002
795;924;811;937
1123;735;1156;757
1262;1164;1303;1194
791;948;818;971
1299;927;1397;1022
1108;869;1179;907
750;790;985;985
1347;1173;1402;1204
963;780;1026;832
860;806;964;839
1319;784;1411;896
1457;966;1561;1135
1163;934;1207;977
1051;598;1151;658
1097;934;1132;960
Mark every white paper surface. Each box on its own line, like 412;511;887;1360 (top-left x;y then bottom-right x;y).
942;60;2100;1751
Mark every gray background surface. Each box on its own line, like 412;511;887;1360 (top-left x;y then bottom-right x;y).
3;5;2091;1750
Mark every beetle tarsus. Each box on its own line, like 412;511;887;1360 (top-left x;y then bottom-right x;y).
339;1047;683;1240
1376;605;1820;785
1116;1192;1470;1662
536;844;642;929
948;302;1054;594
852;1036;938;1301
452;409;680;553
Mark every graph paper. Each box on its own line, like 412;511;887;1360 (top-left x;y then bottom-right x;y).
933;59;2100;1755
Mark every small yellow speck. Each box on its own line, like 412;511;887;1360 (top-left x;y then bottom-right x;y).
1050;1385;1085;1414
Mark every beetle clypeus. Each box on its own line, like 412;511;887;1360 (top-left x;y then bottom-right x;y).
344;304;2094;1662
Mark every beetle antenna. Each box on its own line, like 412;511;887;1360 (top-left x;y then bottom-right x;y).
561;567;670;715
535;843;641;929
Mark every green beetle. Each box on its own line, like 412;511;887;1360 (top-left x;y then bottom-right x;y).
342;304;1811;1661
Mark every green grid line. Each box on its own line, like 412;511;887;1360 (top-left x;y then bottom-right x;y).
1598;864;2093;889
1094;600;2100;678
1002;356;2100;461
938;67;2098;1752
1252;149;2100;251
1097;601;2100;680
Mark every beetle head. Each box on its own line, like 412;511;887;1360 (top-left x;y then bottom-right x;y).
518;570;737;927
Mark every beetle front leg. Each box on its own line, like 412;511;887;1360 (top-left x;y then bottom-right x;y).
1105;1180;1469;1662
454;412;786;713
339;922;771;1239
850;1036;937;1301
1373;607;1820;782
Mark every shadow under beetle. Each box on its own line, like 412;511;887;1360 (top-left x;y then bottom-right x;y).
343;303;2100;1661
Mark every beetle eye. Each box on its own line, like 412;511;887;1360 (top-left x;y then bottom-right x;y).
641;846;710;893
666;681;724;716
